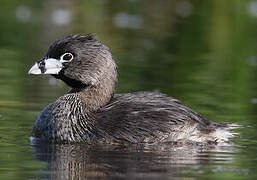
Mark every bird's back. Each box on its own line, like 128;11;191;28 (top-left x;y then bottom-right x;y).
95;92;227;144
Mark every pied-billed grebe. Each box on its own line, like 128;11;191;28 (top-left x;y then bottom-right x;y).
28;34;234;144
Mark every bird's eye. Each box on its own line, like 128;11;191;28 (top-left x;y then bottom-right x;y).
60;52;73;62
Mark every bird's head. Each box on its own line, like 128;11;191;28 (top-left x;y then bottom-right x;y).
28;34;117;90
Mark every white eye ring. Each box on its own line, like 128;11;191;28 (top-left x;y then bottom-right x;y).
60;52;74;62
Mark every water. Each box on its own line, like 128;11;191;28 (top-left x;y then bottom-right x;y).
1;0;257;179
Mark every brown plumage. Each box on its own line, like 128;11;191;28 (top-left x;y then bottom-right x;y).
29;34;235;144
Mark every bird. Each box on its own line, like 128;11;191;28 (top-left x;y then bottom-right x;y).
28;34;235;144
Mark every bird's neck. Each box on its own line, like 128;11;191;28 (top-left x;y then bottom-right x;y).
68;83;115;111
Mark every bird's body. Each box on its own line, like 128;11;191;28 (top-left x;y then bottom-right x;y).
29;34;234;144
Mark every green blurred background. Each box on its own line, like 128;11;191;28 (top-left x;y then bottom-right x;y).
1;0;257;179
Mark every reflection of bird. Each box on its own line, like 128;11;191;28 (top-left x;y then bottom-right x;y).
28;34;234;144
32;142;237;180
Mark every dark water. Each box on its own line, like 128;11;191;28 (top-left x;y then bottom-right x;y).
1;0;257;179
